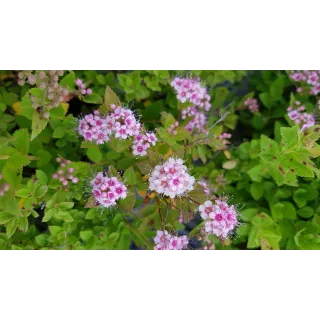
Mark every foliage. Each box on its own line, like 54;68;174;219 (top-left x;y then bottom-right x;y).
1;70;320;250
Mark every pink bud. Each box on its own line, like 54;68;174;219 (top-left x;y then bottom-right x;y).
76;79;82;86
81;89;86;95
56;157;62;163
86;88;92;95
52;173;58;179
68;168;74;173
66;160;71;164
62;180;68;186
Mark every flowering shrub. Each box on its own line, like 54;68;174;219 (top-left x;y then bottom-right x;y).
1;70;320;250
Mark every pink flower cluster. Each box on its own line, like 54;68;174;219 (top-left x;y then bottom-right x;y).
287;101;315;131
149;158;195;198
171;77;212;133
78;111;110;144
132;132;157;156
171;77;211;111
78;107;157;156
90;172;127;208
199;200;239;239
75;78;92;96
290;71;320;95
219;132;232;145
167;121;179;135
182;106;208;133
0;173;9;197
244;98;259;113
52;158;79;187
154;230;189;250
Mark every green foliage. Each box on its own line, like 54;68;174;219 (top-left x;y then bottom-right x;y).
1;70;320;250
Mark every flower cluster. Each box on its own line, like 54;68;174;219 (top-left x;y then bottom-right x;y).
287;101;315;131
290;70;320;95
18;70;68;109
78;111;110;144
171;77;211;111
167;121;179;135
78;107;157;156
149;157;195;198
75;78;92;96
196;228;215;250
244;98;259;113
199;199;239;239
90;172;127;208
219;132;232;145
132;132;157;156
0;173;9;197
171;77;212;133
52;158;79;187
153;230;189;250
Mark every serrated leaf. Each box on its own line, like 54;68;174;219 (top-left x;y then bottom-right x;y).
31;110;49;141
281;126;299;150
99;86;121;114
13;129;29;154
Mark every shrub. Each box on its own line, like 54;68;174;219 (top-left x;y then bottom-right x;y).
0;70;320;250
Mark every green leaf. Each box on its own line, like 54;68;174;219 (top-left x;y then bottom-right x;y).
52;126;66;138
108;137;132;152
271;203;284;221
297;207;314;219
100;86;121;114
86;148;102;163
58;202;74;210
197;145;206;164
123;167;137;185
160;112;175;129
60;72;76;91
280;126;299;151
31;110;49;141
240;208;258;222
42;208;57;222
15;188;30;198
34;185;48;198
222;160;237;170
80;230;93;241
6;219;18;238
250;182;264;200
293;189;308;208
82;92;102;104
55;210;74;222
0;212;14;224
36;170;48;185
13;129;29;154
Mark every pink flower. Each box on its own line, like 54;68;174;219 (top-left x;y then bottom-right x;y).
149;157;195;198
199;199;239;239
90;171;127;208
153;230;188;250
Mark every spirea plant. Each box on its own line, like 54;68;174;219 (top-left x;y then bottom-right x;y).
1;70;320;249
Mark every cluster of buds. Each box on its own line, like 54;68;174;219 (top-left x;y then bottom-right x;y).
196;229;215;250
244;98;259;113
171;76;212;133
154;230;189;250
219;132;232;145
290;70;320;95
78;107;157;157
149;157;195;199
0;173;9;197
90;172;127;208
75;78;92;96
52;157;79;188
198;199;239;239
287;101;315;131
167;121;179;135
18;71;68;109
